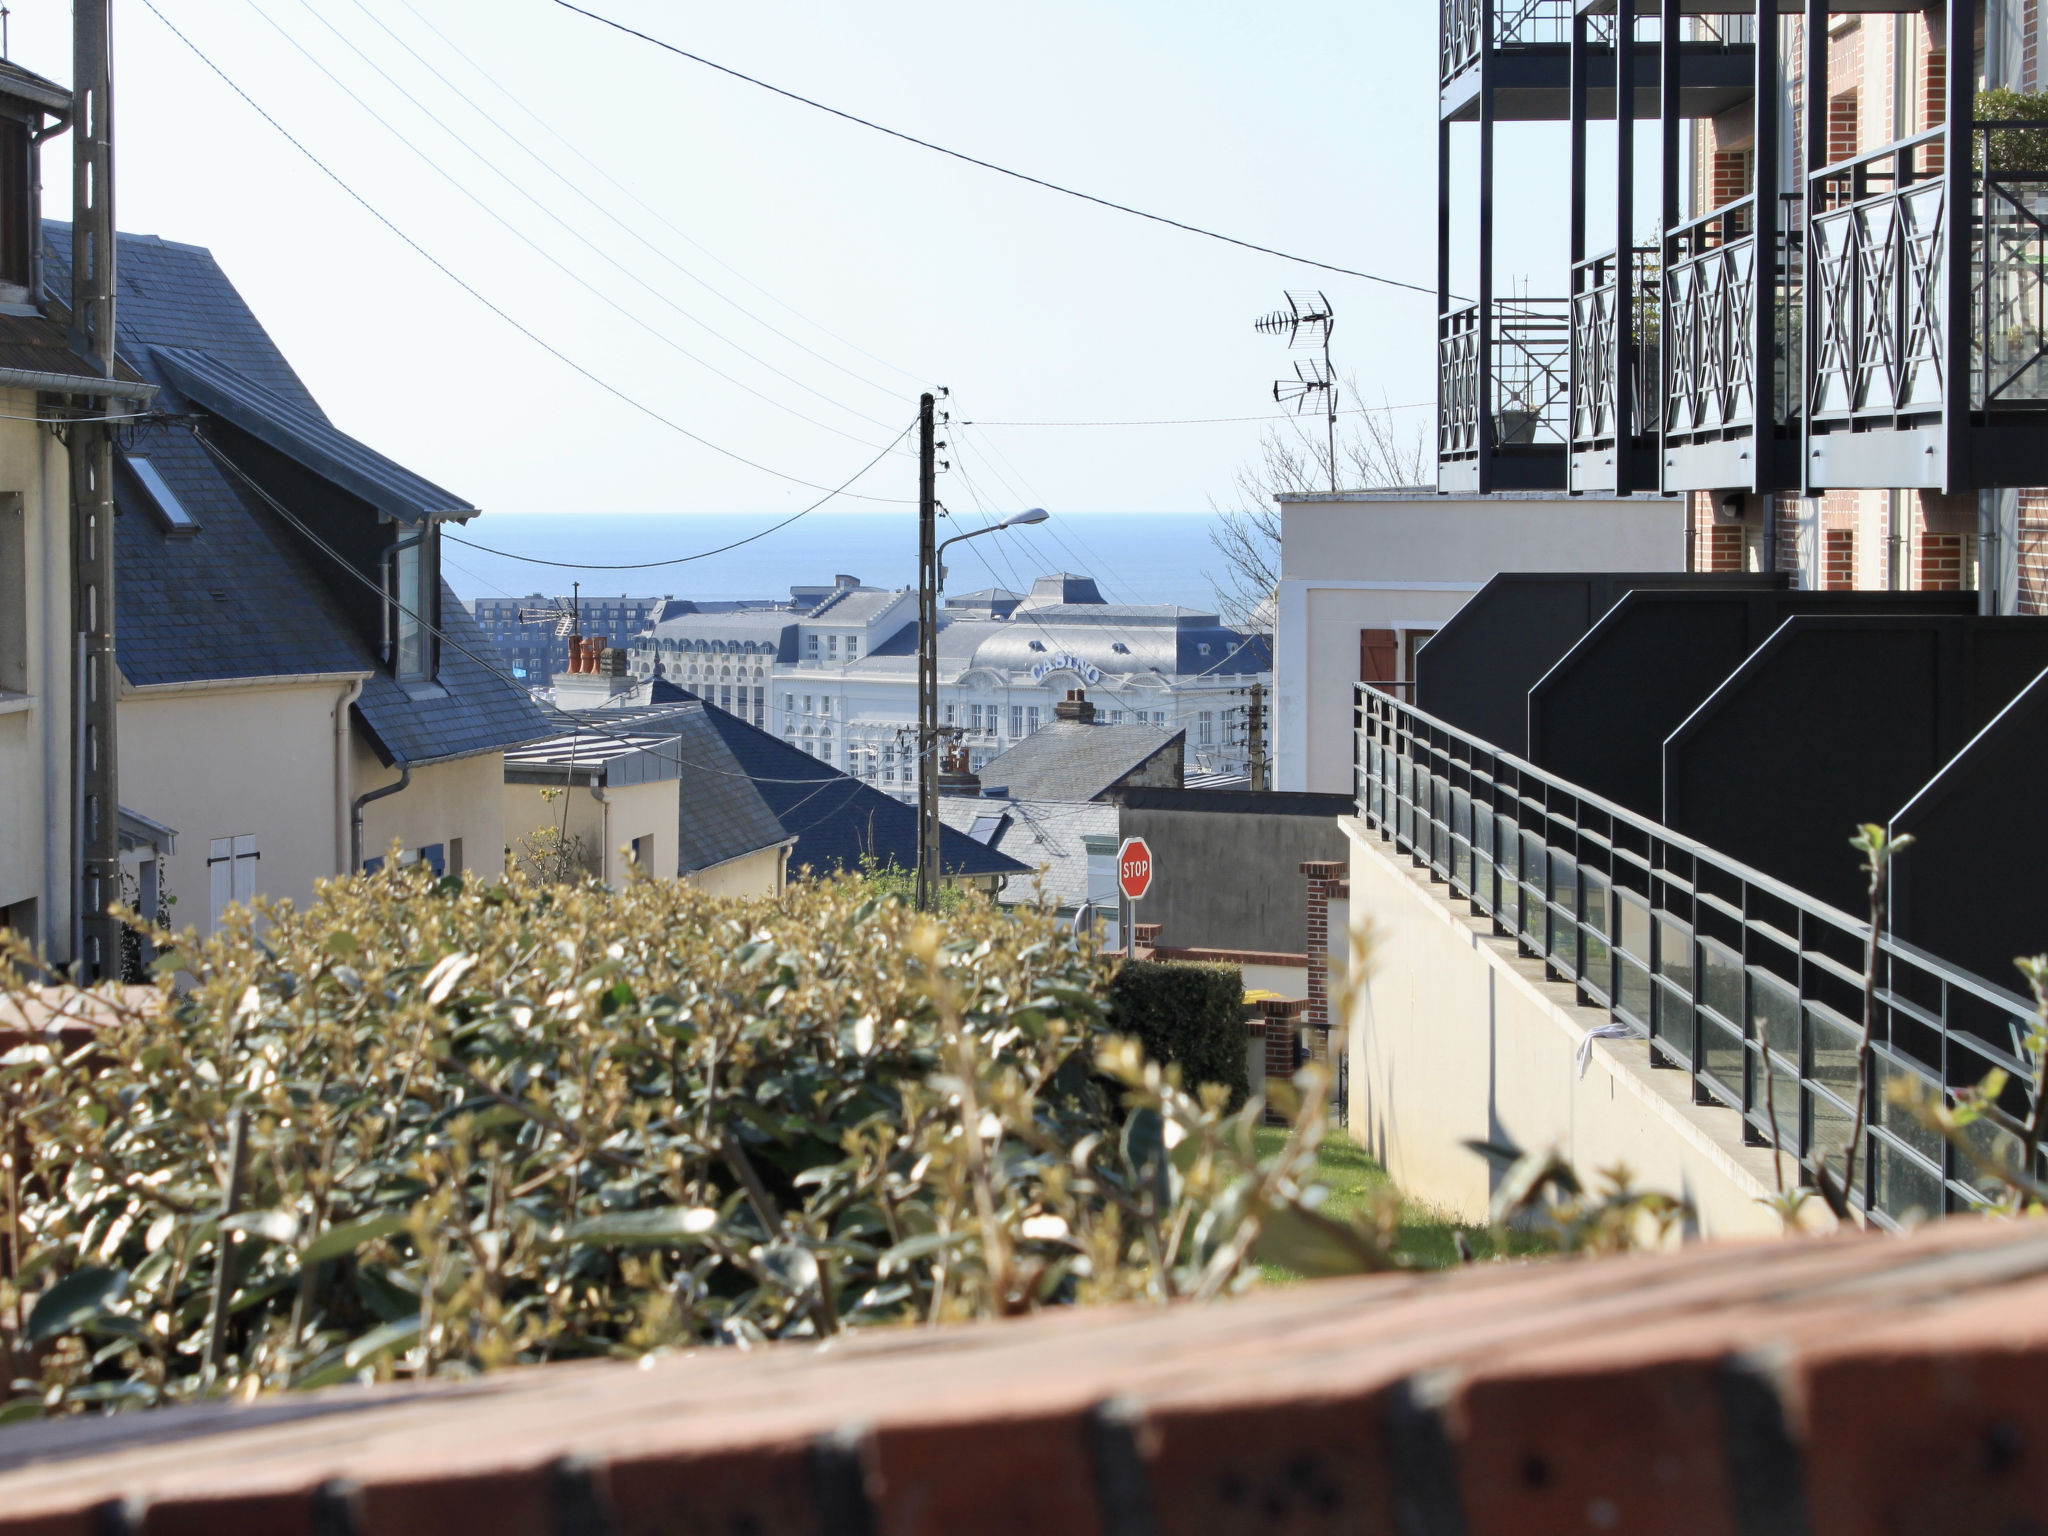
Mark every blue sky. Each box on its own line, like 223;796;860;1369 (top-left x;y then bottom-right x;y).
10;3;1549;517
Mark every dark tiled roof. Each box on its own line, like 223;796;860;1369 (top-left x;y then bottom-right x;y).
975;721;1183;802
0;58;71;114
590;701;1026;881
63;223;548;764
152;347;475;524
0;303;149;387
352;589;553;768
46;225;323;413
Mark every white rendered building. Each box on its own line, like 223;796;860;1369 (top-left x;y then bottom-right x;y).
629;573;1269;796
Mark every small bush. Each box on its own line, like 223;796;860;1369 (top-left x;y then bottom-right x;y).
0;867;1399;1416
1106;960;1251;1109
1979;88;2048;174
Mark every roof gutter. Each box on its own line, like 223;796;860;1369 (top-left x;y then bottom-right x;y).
0;367;155;401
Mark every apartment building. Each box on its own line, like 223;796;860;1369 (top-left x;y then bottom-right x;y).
628;572;1271;792
1332;0;2048;1234
472;593;668;686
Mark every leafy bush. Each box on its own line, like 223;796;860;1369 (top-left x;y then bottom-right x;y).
1106;960;1251;1110
0;868;1393;1417
1978;88;2048;174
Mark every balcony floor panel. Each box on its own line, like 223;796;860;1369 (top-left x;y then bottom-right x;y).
1441;45;1755;123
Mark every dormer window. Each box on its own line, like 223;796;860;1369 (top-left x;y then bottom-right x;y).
1112;643;1131;654
807;633;820;657
846;636;859;660
828;634;839;658
389;531;436;682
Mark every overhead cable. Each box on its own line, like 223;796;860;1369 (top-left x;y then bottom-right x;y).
247;0;903;447
355;0;923;400
387;0;929;392
192;426;901;789
963;401;1432;427
548;0;1442;298
444;422;914;571
140;0;913;504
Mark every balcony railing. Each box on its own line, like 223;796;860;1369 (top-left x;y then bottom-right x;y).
1440;0;1616;83
1662;194;1803;440
1356;684;2040;1227
1571;246;1660;448
1974;121;2048;409
1807;129;1949;425
1438;298;1571;461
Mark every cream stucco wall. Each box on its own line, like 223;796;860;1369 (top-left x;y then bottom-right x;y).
357;745;509;881
1342;817;1825;1242
684;842;790;901
0;391;75;958
1276;491;1687;793
504;776;679;886
119;677;361;934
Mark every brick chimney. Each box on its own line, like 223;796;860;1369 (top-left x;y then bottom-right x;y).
1054;689;1096;724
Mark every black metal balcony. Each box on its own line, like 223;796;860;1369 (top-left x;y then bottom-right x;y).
1569;245;1659;491
1437;298;1570;492
1440;2;1751;123
1799;122;2048;490
1659;193;1803;490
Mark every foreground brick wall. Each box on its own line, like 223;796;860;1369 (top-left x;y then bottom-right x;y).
1;1221;2045;1535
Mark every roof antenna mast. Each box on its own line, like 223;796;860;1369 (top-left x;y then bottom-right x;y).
1255;291;1338;494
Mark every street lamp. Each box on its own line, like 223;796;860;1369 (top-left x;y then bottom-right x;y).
915;403;1048;914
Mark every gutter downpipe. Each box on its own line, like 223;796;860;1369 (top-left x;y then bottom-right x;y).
333;677;363;876
350;763;410;874
586;771;610;881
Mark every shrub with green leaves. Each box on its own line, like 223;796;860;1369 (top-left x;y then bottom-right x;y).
1979;88;2048;173
1106;960;1251;1110
0;868;1395;1418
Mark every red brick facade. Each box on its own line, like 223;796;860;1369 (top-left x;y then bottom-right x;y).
1823;527;1857;589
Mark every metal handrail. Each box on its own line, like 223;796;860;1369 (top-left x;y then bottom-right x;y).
1354;683;2038;1226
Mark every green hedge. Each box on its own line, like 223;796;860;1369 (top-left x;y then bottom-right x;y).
1107;960;1250;1109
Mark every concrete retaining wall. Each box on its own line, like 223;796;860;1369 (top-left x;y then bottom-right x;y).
1340;817;1822;1240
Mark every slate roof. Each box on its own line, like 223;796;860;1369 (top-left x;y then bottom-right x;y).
51;223;549;765
583;700;1026;882
973;720;1183;803
803;586;908;625
937;795;1117;910
151;347;474;524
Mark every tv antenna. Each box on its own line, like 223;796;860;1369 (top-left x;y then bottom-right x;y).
520;581;582;661
1255;290;1338;493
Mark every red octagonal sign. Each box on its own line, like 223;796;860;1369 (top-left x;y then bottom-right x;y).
1116;836;1154;901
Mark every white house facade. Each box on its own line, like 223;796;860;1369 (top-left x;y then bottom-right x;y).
629;573;1270;796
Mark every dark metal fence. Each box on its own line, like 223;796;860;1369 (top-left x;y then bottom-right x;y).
1662;194;1803;439
1355;684;2041;1227
1439;299;1570;463
1571;246;1661;449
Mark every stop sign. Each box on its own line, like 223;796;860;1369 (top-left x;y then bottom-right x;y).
1116;836;1154;901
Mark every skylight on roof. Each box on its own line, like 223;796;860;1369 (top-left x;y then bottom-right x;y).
126;456;198;534
967;815;1004;845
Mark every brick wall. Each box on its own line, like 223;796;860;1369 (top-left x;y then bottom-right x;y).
7;1222;2048;1534
1823;528;1857;589
2022;489;2048;614
1919;531;1965;590
1772;493;1802;580
1299;860;1344;1033
1699;521;1744;573
1256;995;1304;1123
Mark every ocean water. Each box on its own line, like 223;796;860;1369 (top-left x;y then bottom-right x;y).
438;511;1236;613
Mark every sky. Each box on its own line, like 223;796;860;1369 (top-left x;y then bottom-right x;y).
7;2;1581;519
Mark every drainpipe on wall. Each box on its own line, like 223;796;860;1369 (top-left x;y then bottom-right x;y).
350;764;410;874
585;771;609;880
333;677;363;876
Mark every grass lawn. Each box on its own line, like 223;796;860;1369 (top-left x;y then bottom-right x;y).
1250;1125;1515;1278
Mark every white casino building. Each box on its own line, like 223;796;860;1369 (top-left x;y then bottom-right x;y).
627;573;1269;794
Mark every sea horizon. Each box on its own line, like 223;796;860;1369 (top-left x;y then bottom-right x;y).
440;509;1241;614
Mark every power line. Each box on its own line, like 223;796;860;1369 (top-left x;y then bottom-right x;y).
247;0;904;448
192;426;902;789
353;0;921;402
386;0;929;393
963;401;1433;428
548;0;1442;298
140;0;913;504
444;423;913;571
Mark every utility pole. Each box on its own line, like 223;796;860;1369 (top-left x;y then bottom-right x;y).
1247;682;1267;792
915;392;940;912
71;0;118;979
